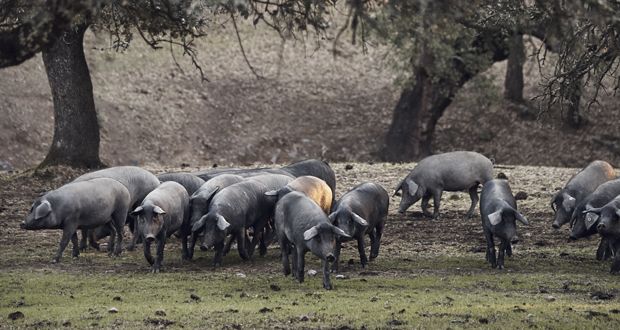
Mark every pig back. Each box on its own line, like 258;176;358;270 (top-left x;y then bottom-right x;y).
51;178;131;222
564;160;616;200
335;182;388;222
282;159;337;196
480;179;516;212
74;166;160;207
287;176;333;213
413;151;493;191
157;172;205;195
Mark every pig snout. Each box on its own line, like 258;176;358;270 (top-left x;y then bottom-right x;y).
19;221;26;229
551;222;560;229
145;234;156;243
511;236;520;245
568;234;578;241
326;254;335;263
597;223;607;231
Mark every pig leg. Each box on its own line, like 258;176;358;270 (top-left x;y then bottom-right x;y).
484;230;496;268
79;229;88;251
370;221;384;260
53;225;77;263
153;235;165;273
106;224;116;257
611;243;620;274
506;243;513;257
322;259;332;290
88;229;100;251
181;231;190;261
279;236;291;276
213;241;225;267
358;236;368;269
222;235;235;256
596;238;611;261
291;247;299;280
236;229;250;261
497;240;507;270
295;247;305;283
188;232;198;260
71;232;80;258
143;239;154;266
127;216;140;251
421;194;433;218
331;241;342;273
432;190;443;220
465;185;479;219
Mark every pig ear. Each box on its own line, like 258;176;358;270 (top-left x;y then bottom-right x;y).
153;206;166;215
34;200;52;220
488;210;503;226
352;213;369;227
327;212;338;224
332;225;351;239
393;180;404;196
303;225;319;241
192;215;207;233
405;178;419;196
550;192;560;212
265;190;278;198
131;206;144;216
562;195;576;212
513;211;529;225
216;214;230;231
582;207;602;214
584;212;600;230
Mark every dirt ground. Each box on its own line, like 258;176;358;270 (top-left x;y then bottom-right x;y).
1;163;620;328
1;19;620;171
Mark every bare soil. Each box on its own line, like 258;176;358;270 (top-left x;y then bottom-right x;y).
1;20;620;171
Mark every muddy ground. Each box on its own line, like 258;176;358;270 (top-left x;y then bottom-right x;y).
1;163;619;328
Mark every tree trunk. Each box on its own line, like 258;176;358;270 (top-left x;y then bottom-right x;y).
40;24;103;168
504;34;525;103
382;67;455;162
566;77;583;128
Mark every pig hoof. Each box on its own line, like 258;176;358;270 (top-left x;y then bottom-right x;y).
51;258;59;264
200;245;209;251
498;265;504;270
323;284;333;290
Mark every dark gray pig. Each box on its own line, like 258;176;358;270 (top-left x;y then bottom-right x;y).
395;151;493;219
131;181;190;273
193;167;291;181
187;174;245;258
157;172;205;195
551;160;615;229
584;197;620;272
275;191;350;290
191;174;292;266
74;166;160;250
329;182;389;272
480;179;529;269
569;178;620;240
21;178;131;263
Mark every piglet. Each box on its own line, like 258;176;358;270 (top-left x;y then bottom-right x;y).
131;181;190;273
329;182;389;272
275;191;350;290
480;179;528;269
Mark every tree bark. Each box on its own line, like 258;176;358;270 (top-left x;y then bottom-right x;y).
382;66;453;162
382;31;511;162
566;77;583;128
504;34;525;103
40;24;103;168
